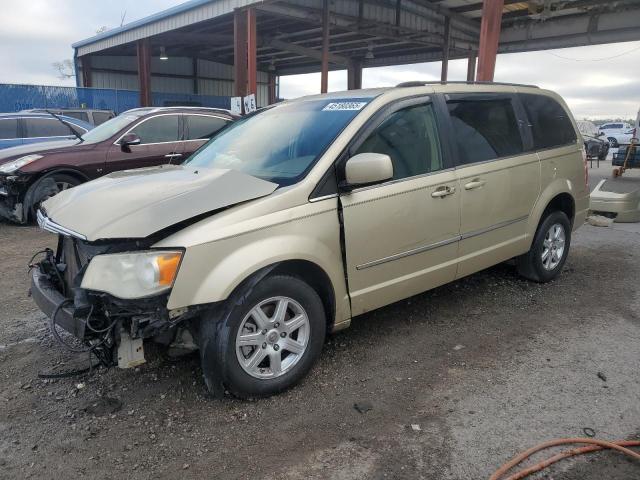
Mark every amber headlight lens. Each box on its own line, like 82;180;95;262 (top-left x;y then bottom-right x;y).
81;251;183;299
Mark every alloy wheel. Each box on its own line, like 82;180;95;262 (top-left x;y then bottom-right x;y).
541;223;566;271
235;296;310;379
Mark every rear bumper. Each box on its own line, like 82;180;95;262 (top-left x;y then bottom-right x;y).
31;268;85;339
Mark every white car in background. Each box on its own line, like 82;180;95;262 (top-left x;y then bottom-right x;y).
599;122;633;148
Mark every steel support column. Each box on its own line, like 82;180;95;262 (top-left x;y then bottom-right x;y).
321;0;330;93
81;56;92;88
136;39;152;107
476;0;504;81
347;60;362;90
441;17;451;82
247;8;257;96
467;52;477;81
234;9;248;97
268;73;277;104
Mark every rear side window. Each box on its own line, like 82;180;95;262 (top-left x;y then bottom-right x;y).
447;98;523;164
0;119;18;139
130;115;180;144
64;111;90;122
93;112;112;125
354;103;443;180
520;94;576;150
185;115;229;140
25;118;73;138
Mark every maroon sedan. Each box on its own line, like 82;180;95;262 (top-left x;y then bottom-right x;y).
0;107;236;223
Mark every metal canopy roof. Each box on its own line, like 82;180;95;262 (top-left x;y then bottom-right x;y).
74;0;640;76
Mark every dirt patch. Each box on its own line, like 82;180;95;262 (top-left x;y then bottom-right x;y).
0;220;639;479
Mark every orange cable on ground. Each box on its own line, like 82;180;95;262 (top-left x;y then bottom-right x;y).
490;438;640;480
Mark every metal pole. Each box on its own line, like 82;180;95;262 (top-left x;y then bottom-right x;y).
234;9;248;97
476;0;504;82
247;8;257;96
321;0;330;94
467;52;477;82
441;17;451;82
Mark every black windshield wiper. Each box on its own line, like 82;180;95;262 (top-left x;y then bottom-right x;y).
45;110;83;142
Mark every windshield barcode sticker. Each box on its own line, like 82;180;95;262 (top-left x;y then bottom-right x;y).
323;102;367;111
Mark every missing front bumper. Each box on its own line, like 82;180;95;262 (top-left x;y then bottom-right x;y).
30;268;86;339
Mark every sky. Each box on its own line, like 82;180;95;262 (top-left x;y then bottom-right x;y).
0;0;638;120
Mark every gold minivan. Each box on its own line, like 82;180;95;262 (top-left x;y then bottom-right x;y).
31;83;589;398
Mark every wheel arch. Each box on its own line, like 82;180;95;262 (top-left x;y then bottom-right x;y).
22;167;90;221
526;181;577;249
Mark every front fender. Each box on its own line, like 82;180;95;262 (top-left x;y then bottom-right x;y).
166;208;350;324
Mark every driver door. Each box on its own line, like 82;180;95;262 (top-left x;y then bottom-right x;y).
106;114;183;173
339;98;461;315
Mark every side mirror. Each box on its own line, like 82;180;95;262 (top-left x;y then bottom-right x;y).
342;153;393;190
120;133;141;149
598;132;605;137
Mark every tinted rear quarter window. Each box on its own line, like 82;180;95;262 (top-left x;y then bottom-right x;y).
25;118;73;138
186;115;229;140
520;93;576;150
0;119;18;139
447;98;523;164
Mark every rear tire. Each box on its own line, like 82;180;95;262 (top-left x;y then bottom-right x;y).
517;211;571;283
199;275;326;399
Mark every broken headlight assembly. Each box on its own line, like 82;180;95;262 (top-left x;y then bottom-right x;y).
0;154;43;173
81;250;183;299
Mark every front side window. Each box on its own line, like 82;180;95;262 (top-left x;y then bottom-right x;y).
0;119;18;139
25;118;73;138
354;103;443;180
185;115;229;140
447;98;523;165
80;114;139;144
520;93;576;150
185;98;372;185
129;115;180;144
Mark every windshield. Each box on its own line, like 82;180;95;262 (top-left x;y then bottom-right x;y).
184;98;371;185
80;114;140;144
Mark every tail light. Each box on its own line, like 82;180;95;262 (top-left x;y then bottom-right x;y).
582;144;588;188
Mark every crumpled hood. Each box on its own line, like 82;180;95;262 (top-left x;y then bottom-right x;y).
41;165;278;241
0;139;80;163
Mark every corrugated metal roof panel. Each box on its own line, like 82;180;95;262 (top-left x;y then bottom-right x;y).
75;0;261;56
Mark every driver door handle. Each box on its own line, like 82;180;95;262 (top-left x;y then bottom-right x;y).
165;153;183;159
431;186;456;198
464;179;486;190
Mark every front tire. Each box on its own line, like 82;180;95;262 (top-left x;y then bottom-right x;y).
517;211;571;283
199;275;326;398
26;173;81;221
607;137;619;148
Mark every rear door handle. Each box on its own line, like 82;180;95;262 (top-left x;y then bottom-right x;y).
464;179;486;190
431;186;456;198
165;153;183;158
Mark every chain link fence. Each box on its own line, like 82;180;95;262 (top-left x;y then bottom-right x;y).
0;84;231;114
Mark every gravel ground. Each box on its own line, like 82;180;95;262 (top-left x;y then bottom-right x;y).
1;162;639;479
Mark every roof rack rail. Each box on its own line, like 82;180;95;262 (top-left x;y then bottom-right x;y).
396;81;540;89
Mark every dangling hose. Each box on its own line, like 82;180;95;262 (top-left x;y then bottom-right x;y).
490;438;640;480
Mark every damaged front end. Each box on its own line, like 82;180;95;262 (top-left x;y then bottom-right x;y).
0;174;29;223
30;227;203;369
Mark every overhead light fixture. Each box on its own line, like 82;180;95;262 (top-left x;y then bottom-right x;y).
365;45;375;60
159;46;168;61
268;58;276;72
